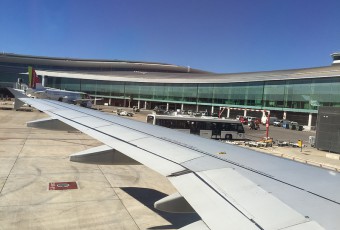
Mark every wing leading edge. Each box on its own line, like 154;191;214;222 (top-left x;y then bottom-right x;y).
11;92;340;230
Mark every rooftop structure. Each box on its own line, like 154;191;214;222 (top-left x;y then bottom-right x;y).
0;52;209;74
331;52;340;65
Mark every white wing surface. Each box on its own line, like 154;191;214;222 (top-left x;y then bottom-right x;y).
13;95;340;230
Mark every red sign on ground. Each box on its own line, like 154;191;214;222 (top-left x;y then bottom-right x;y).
49;182;78;190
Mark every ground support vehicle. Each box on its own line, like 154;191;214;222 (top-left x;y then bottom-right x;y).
245;137;273;147
116;109;134;117
132;106;140;112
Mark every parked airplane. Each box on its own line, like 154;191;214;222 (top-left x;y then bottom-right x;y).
16;67;95;108
27;87;94;108
8;87;340;230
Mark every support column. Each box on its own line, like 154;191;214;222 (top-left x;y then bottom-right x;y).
144;101;147;109
196;104;199;112
128;97;131;108
41;75;46;87
166;103;169;111
227;108;230;118
283;111;287;120
109;98;111;106
181;103;184;111
261;110;266;122
137;100;141;109
211;106;214;115
308;113;312;127
243;109;247;117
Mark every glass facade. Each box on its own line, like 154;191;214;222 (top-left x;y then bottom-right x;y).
45;76;340;113
2;54;339;117
213;82;264;108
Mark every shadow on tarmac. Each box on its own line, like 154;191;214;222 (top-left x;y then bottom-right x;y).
121;187;200;229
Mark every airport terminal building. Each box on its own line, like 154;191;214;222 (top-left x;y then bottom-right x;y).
1;53;340;128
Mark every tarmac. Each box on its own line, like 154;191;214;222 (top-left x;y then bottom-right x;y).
0;106;199;230
1;103;340;229
241;124;340;172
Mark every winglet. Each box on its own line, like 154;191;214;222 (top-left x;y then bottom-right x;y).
7;87;28;99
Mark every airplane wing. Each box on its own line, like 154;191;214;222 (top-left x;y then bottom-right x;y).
9;91;340;229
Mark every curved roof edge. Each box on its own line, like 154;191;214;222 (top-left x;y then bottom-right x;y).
36;63;340;84
0;52;211;74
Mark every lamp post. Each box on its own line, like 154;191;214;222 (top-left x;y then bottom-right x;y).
266;113;270;139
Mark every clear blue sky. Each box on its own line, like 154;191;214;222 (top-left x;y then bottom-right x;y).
1;0;340;73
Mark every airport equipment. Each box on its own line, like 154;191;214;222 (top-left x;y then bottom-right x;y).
116;109;134;117
309;136;316;147
245;137;273;148
298;140;303;152
132;106;140;112
315;106;340;153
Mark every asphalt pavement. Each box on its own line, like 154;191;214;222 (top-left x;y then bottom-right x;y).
0;107;198;230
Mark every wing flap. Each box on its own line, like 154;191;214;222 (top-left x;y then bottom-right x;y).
282;221;326;230
169;172;260;229
197;168;322;230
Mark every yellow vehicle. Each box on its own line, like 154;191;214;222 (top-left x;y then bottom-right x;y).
258;137;274;147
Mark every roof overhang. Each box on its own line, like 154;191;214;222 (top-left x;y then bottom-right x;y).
35;66;340;84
